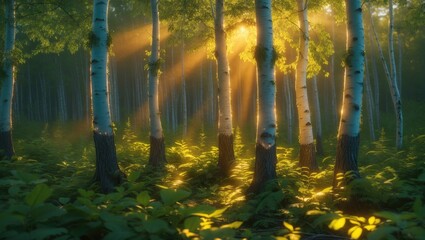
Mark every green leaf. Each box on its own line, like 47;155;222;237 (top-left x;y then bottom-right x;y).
127;171;141;182
221;221;243;229
25;184;53;206
29;227;67;240
30;203;66;222
59;197;70;205
184;216;202;232
283;221;294;231
159;188;191;205
136;191;150;206
367;226;398;240
329;217;346;230
143;219;170;234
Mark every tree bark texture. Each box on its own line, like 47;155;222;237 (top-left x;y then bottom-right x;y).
148;0;166;166
295;0;317;170
299;143;317;171
249;0;277;194
248;144;277;194
218;134;235;177
312;76;324;156
334;134;360;187
93;131;124;193
215;0;235;176
90;0;123;192
0;0;15;159
0;130;14;159
334;0;364;185
148;136;166;167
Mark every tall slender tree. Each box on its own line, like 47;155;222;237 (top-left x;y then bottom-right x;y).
295;0;317;171
248;0;277;194
90;0;124;193
334;0;365;186
214;0;235;177
311;76;323;156
148;0;166;167
0;0;16;159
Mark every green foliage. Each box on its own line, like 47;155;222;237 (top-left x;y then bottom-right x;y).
0;124;424;239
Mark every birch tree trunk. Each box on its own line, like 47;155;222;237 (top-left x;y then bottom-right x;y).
248;0;277;194
368;2;403;149
312;76;323;156
334;0;365;186
90;0;124;193
283;75;293;144
388;0;403;149
214;0;235;177
364;58;376;141
0;0;16;159
295;0;317;171
148;0;166;167
181;41;188;138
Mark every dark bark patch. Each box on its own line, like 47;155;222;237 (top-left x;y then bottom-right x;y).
260;132;273;139
353;104;360;111
92;131;124;193
299;143;318;172
148;136;167;168
333;134;360;189
0;130;14;160
355;7;362;12
304;109;309;113
218;134;235;178
247;143;277;195
345;94;352;99
306;122;312;126
353;37;358;41
355;70;361;74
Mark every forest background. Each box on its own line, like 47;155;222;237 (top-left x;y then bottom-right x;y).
0;0;425;239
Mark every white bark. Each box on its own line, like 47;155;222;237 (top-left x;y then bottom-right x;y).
255;0;276;148
91;0;113;135
338;0;364;136
215;0;233;136
388;0;403;149
368;3;403;148
148;0;164;139
295;0;314;145
0;0;15;132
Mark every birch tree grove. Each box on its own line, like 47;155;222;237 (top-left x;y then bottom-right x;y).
90;0;124;193
214;0;235;177
295;0;317;171
148;0;166;167
334;0;365;185
0;0;16;159
248;0;277;194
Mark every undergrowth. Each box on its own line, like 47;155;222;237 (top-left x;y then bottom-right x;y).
0;123;424;240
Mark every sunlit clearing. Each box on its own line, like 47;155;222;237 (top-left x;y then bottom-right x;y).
112;25;170;60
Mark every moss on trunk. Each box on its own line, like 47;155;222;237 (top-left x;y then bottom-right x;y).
93;131;124;193
148;136;167;167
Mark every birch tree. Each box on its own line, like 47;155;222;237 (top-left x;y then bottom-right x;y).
148;0;166;167
0;0;15;159
295;0;317;171
214;0;235;177
90;0;124;193
248;0;277;194
311;76;323;156
334;0;365;186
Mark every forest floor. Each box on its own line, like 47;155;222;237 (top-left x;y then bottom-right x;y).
0;120;424;240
